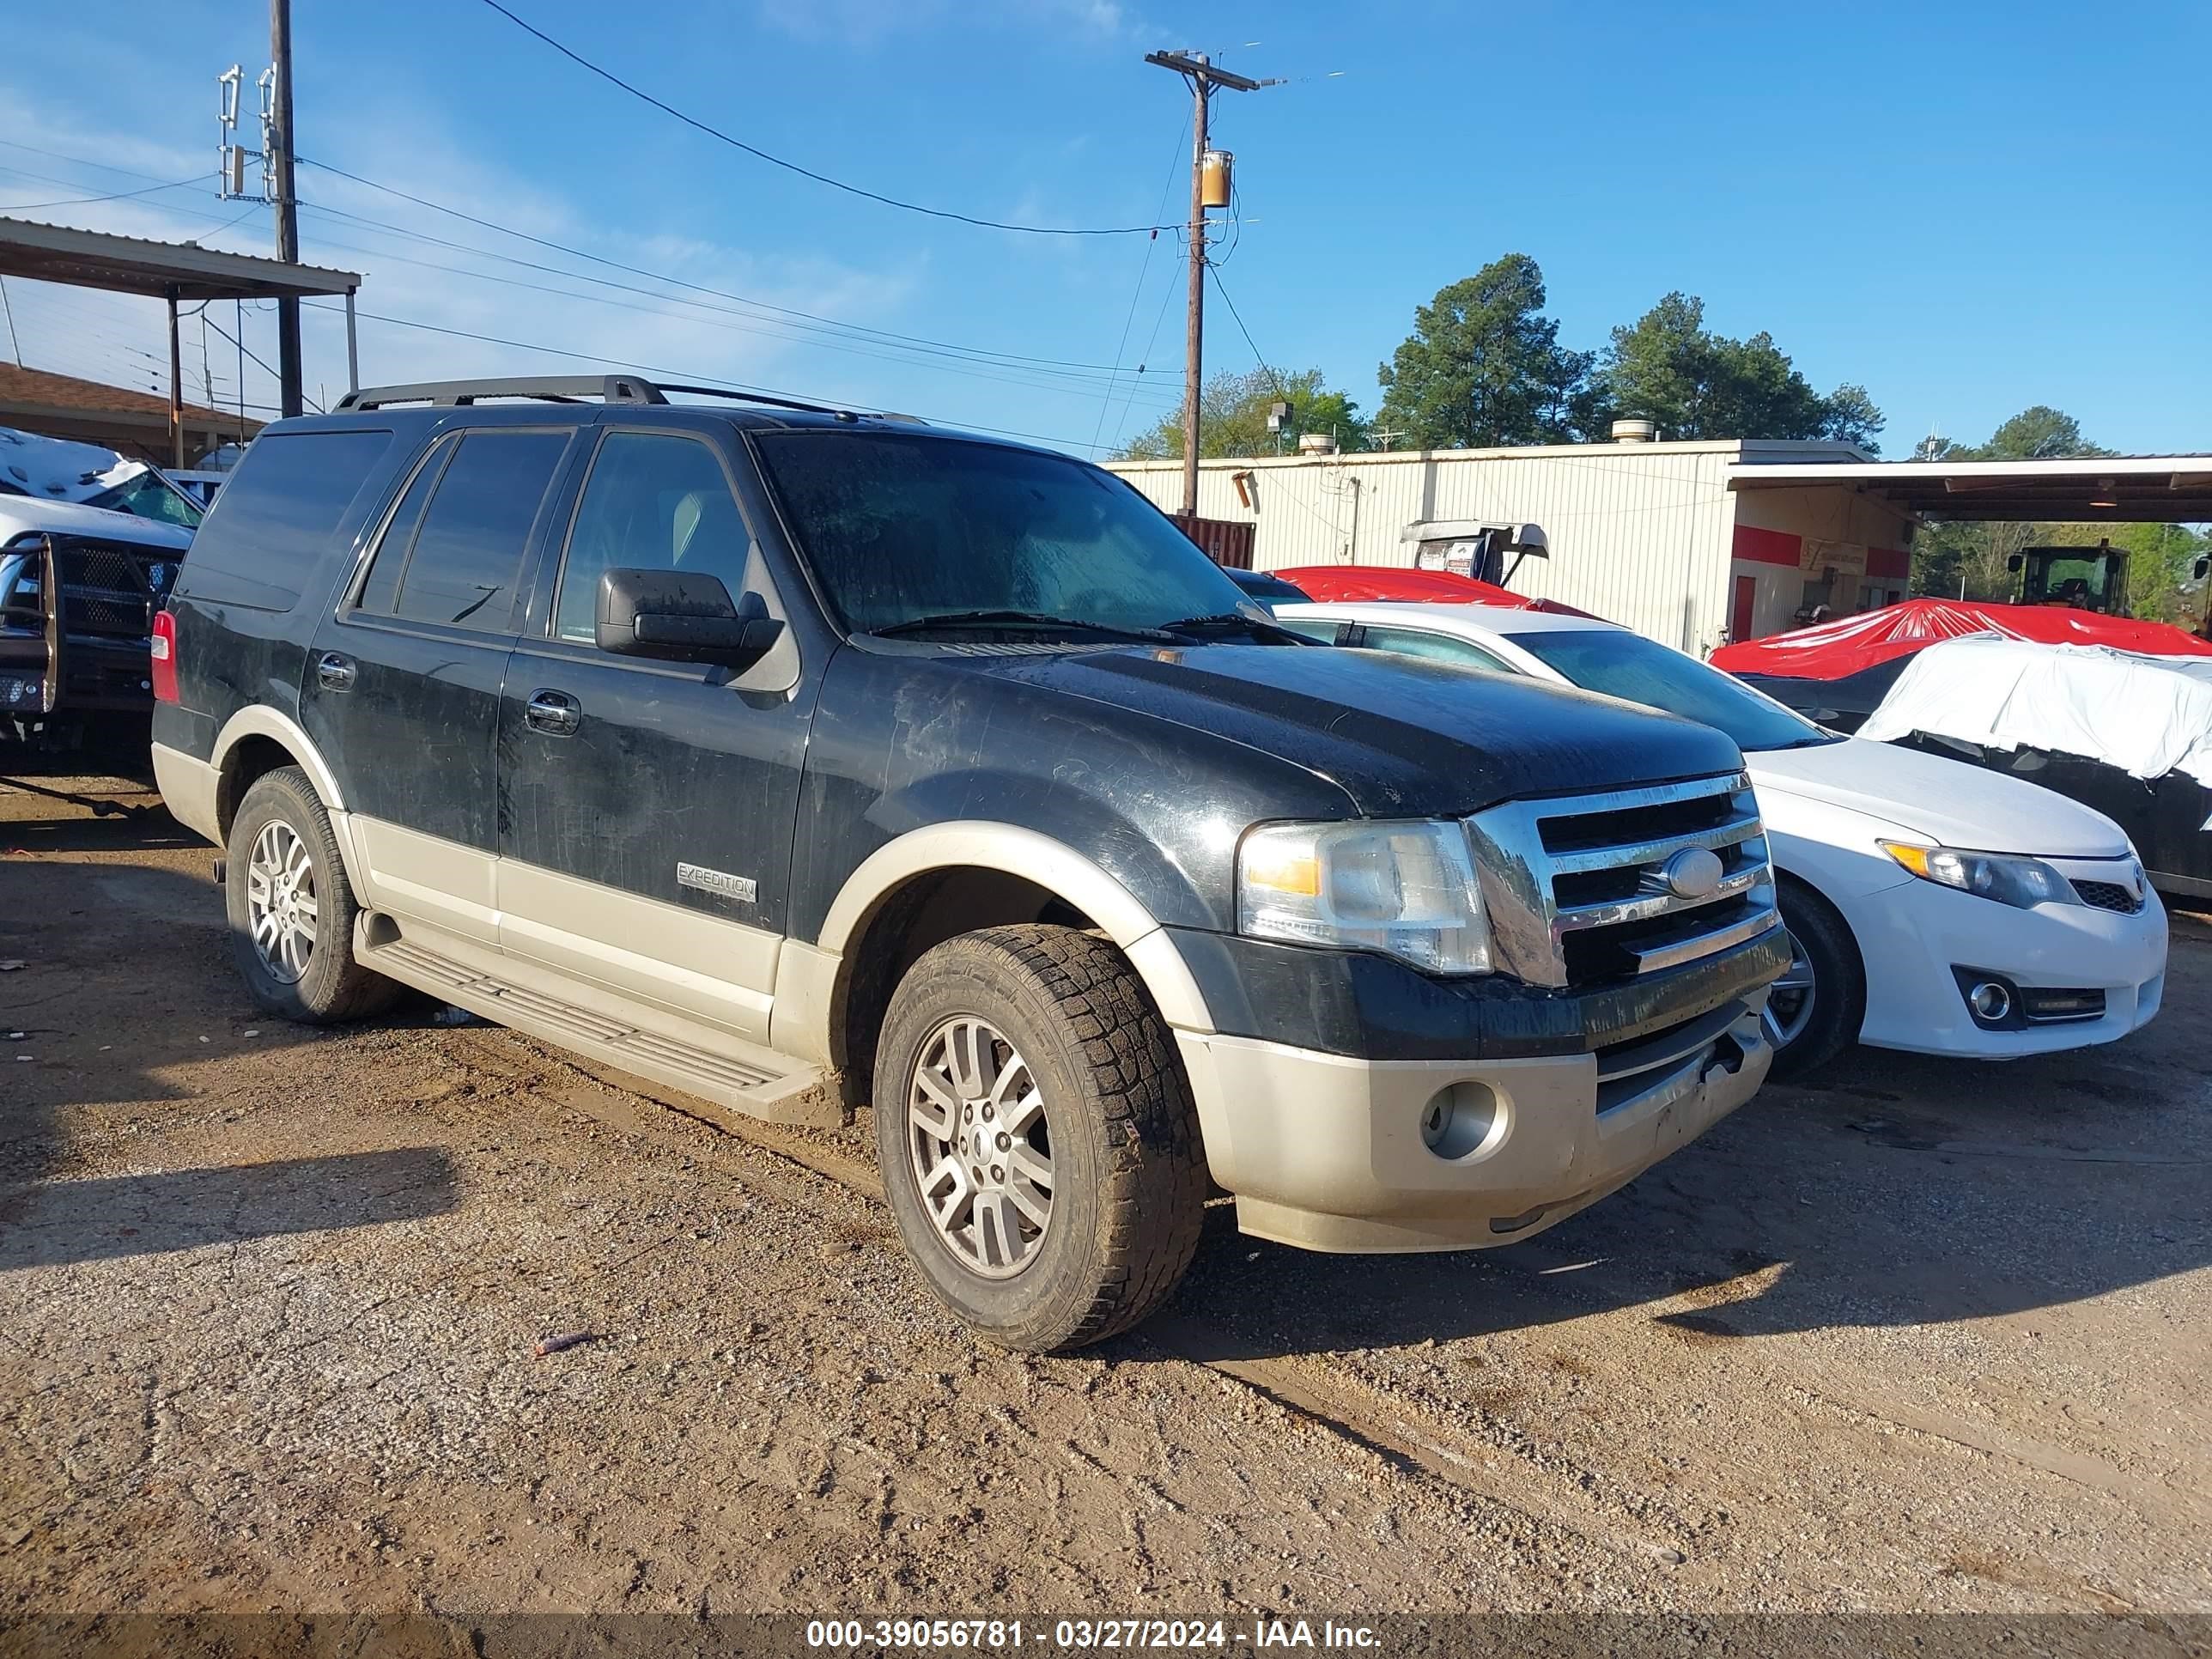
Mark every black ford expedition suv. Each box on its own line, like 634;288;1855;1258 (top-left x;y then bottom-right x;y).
152;375;1787;1352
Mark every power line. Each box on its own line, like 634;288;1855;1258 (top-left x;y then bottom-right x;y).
1088;118;1190;458
1206;264;1286;400
305;299;1118;454
0;138;1176;410
1103;246;1186;454
287;208;1183;412
295;196;1178;392
0;137;174;182
204;309;321;413
475;0;1179;237
295;157;1174;380
0;170;216;213
202;198;270;239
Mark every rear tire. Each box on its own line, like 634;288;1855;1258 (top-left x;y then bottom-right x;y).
872;925;1207;1352
1763;878;1863;1079
224;765;402;1024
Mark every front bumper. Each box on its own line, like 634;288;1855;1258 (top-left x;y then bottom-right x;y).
1175;999;1771;1252
1850;868;2168;1059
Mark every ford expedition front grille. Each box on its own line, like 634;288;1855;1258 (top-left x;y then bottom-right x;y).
1467;772;1779;990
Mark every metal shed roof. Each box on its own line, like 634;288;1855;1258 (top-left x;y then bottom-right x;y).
1727;454;2212;521
0;217;360;301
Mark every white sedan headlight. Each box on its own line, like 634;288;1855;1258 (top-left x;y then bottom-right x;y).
1237;820;1491;974
1881;841;2076;909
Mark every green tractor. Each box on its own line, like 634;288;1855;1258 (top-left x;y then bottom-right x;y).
2005;540;2129;614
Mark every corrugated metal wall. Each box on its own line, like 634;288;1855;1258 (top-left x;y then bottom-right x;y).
1108;445;1746;653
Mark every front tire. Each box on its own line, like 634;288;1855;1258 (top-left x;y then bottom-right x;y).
224;765;402;1024
1763;878;1864;1079
872;925;1207;1352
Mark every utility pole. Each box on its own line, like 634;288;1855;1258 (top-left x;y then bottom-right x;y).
167;289;185;467
1143;50;1277;520
270;0;303;417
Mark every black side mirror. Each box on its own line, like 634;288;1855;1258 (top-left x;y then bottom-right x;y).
596;567;785;670
2195;556;2211;582
2005;554;2024;574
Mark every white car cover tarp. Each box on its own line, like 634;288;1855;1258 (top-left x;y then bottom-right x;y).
0;425;142;503
1861;636;2212;789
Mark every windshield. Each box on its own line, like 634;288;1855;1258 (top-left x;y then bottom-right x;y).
2021;551;2118;608
753;431;1255;637
1513;627;1838;752
84;470;204;530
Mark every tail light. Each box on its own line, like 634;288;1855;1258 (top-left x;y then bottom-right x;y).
150;609;179;704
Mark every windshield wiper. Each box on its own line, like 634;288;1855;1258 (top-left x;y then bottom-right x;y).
1157;611;1310;642
870;609;1173;641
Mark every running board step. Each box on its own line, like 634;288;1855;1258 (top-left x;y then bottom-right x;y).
359;933;840;1129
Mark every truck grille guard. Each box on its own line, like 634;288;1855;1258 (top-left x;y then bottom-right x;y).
0;532;178;719
1467;771;1780;991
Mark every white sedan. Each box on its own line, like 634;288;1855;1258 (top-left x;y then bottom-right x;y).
1277;599;2169;1077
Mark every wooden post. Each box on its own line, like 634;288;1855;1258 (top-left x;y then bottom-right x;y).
167;289;184;469
1180;68;1207;520
270;0;304;417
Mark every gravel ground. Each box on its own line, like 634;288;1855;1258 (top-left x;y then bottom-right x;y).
2;773;2209;1620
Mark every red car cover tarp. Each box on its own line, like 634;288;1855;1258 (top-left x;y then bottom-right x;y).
1709;599;2212;681
1274;565;1601;617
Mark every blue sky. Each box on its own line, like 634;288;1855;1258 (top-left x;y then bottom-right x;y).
3;0;2206;458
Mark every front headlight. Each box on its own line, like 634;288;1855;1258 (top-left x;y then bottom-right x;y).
1880;841;2076;909
1237;819;1491;974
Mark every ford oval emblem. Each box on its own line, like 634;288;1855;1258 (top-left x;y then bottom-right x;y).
1662;847;1724;901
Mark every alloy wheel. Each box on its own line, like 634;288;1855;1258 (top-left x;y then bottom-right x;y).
245;819;318;984
1762;926;1816;1051
906;1016;1054;1279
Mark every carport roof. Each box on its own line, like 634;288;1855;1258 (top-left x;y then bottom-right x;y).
1727;453;2212;521
0;216;360;302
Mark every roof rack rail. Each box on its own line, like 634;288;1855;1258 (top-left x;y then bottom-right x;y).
331;374;927;424
652;382;850;417
335;374;667;410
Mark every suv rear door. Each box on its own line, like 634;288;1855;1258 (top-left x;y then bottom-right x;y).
301;421;582;946
495;416;813;1045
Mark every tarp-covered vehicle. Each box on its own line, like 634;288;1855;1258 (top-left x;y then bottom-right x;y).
1859;635;2212;901
1711;599;2212;731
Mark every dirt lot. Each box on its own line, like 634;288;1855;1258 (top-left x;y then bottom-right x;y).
3;772;2209;1622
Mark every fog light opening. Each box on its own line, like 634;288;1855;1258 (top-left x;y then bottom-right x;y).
1967;981;2012;1023
1419;1081;1502;1160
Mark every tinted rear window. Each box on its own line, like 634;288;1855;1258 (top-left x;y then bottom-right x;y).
173;430;395;611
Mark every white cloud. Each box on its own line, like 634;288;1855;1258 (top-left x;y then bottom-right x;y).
0;88;924;417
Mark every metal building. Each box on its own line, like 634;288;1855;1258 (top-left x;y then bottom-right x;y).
1107;436;1911;655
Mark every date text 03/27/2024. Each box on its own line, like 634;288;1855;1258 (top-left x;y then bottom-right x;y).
804;1620;1382;1652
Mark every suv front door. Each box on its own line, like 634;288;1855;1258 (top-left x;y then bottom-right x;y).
302;421;581;946
496;419;815;1044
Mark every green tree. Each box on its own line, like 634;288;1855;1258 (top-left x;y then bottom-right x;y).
1374;254;1595;448
1906;407;2139;602
1978;405;2114;462
1116;366;1366;460
1596;293;1885;450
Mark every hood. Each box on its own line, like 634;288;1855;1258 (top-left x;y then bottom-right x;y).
971;641;1745;818
1748;736;2130;859
0;494;195;551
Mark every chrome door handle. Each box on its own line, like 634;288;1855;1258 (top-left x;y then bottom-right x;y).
524;688;581;737
316;652;356;691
